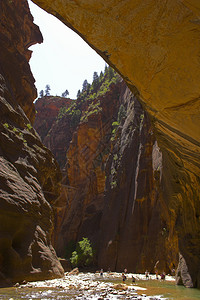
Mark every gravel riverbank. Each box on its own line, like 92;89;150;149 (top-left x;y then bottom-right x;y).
13;272;175;299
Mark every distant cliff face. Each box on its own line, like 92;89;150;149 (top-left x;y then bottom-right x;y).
34;96;73;168
32;0;200;287
34;97;72;141
0;0;63;286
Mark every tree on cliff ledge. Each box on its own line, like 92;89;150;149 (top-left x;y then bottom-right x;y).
45;84;51;96
92;71;99;90
39;90;44;98
62;89;69;97
82;79;88;92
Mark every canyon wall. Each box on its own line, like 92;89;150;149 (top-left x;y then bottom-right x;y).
33;0;200;287
98;88;165;273
0;0;64;286
53;79;122;257
34;73;123;257
35;79;170;274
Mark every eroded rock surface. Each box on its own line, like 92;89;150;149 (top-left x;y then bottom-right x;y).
0;0;64;286
32;0;200;287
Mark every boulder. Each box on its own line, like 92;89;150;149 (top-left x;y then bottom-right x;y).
176;254;193;288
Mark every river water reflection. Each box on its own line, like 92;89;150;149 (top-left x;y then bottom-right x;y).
0;272;199;299
132;279;200;299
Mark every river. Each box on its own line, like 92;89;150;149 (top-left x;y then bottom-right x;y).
0;272;199;299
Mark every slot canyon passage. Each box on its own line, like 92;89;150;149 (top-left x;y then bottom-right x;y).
0;0;200;291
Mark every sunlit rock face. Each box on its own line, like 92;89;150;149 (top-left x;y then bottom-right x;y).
32;0;200;287
0;0;64;286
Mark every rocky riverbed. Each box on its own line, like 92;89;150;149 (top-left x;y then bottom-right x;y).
4;272;175;299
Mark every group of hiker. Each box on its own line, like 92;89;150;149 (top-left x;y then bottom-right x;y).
147;269;166;280
100;267;167;283
122;268;136;283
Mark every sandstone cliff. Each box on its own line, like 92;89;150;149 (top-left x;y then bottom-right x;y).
0;0;64;286
54;76;122;257
34;69;122;256
35;74;168;275
56;82;171;274
32;0;200;287
34;96;73;168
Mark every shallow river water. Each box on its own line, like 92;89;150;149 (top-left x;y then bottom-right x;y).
0;272;199;300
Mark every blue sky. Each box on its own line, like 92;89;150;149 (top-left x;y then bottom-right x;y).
28;0;106;99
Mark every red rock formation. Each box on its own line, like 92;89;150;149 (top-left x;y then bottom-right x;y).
34;79;168;274
51;80;169;275
34;96;72;141
53;81;122;256
34;96;73;168
0;0;63;286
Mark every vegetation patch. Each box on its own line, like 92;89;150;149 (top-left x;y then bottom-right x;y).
56;66;120;126
70;237;94;268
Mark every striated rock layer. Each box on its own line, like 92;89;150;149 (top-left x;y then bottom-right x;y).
0;0;64;286
32;0;200;287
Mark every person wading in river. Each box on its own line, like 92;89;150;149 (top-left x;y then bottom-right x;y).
122;273;127;283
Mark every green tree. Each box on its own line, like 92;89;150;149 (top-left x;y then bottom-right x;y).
86;83;91;95
92;71;99;90
107;66;114;80
45;84;51;96
82;79;88;92
104;64;108;74
77;89;81;98
100;71;104;80
39;90;44;98
70;237;94;267
70;109;81;128
62;89;69;97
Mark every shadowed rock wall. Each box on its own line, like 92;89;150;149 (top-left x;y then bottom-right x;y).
0;0;64;286
98;87;165;273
